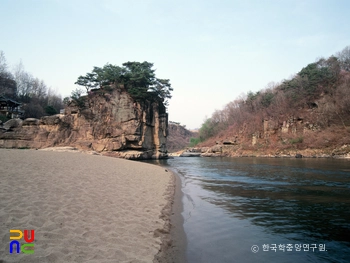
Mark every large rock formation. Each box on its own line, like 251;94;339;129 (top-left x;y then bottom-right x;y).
0;88;168;159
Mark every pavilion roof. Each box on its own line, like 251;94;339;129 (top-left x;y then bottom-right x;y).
0;95;21;107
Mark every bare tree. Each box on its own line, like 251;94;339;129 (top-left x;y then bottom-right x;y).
336;46;350;71
0;51;7;74
0;51;17;98
13;61;34;98
47;87;63;111
32;77;47;99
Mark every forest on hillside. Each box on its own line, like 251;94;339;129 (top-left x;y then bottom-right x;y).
0;51;63;122
195;46;350;152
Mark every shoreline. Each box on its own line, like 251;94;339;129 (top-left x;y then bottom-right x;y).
169;172;187;263
0;149;176;263
169;145;350;159
170;151;350;159
154;172;187;263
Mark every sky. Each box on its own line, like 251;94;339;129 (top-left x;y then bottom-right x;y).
1;0;350;129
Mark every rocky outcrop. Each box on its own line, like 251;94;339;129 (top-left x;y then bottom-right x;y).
179;152;201;157
178;144;350;159
0;88;168;159
176;112;349;159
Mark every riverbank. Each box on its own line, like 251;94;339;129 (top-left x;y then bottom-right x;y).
170;145;350;159
0;149;175;263
154;172;187;263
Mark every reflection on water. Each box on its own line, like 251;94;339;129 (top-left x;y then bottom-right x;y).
146;157;350;263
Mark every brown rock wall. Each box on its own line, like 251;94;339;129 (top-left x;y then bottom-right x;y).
0;89;168;159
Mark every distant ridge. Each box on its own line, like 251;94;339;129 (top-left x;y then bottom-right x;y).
167;122;197;152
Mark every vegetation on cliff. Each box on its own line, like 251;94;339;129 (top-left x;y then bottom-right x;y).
194;46;350;154
74;61;173;106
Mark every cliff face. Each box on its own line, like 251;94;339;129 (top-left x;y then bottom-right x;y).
194;111;350;158
0;89;168;159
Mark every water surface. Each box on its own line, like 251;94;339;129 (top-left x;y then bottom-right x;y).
148;157;350;263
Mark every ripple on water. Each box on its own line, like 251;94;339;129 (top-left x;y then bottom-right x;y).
166;157;350;263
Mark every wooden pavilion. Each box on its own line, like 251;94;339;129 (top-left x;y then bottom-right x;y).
0;95;24;119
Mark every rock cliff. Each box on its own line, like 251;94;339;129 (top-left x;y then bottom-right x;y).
187;113;350;158
0;88;168;159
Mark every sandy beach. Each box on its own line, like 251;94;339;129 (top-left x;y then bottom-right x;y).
0;149;175;263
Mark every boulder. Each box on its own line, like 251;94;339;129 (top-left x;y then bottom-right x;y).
92;142;105;152
40;115;61;125
210;145;222;153
22;118;40;126
180;152;201;157
201;152;222;157
3;118;22;130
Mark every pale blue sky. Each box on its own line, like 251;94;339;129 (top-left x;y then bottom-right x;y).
1;0;349;128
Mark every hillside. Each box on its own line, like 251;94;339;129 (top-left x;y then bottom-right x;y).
193;46;350;157
167;122;197;152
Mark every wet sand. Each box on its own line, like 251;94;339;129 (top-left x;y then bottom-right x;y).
0;149;176;263
154;173;187;263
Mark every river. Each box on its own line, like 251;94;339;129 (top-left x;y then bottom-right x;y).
147;157;350;263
